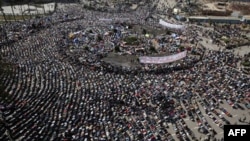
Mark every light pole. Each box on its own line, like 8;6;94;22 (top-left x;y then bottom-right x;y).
19;4;25;21
10;0;16;21
27;1;32;19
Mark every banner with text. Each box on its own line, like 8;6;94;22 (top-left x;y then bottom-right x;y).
139;50;187;64
159;19;185;30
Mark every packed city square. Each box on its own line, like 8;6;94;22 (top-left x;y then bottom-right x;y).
0;1;250;141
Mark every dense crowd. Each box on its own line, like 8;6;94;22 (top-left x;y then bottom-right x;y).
0;3;249;141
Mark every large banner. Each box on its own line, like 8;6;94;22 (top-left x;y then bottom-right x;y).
159;19;185;30
99;18;113;21
139;50;187;64
99;18;130;21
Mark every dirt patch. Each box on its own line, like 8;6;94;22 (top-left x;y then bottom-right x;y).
102;52;140;68
131;25;168;36
228;3;250;15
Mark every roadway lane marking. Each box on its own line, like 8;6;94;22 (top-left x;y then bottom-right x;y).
233;114;238;117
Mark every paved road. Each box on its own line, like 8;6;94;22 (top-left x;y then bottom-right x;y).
165;98;250;141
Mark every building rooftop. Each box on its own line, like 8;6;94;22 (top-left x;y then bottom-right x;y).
243;15;250;20
188;16;240;20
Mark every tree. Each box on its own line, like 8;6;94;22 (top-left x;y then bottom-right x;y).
149;46;157;53
0;0;7;23
84;46;89;51
96;34;103;42
142;28;147;35
114;46;121;52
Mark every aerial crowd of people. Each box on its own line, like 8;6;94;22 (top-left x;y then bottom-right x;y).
0;2;250;141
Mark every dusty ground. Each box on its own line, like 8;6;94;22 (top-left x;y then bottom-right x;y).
228;2;250;15
102;52;140;68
